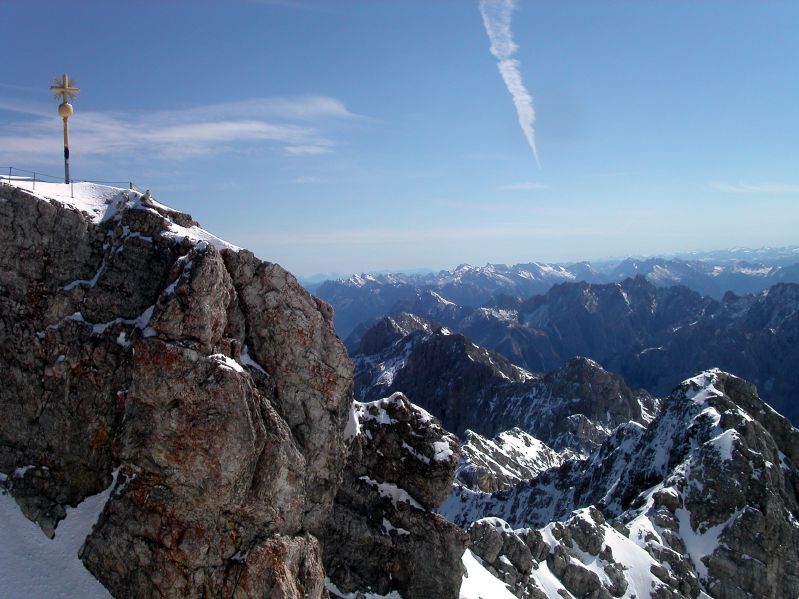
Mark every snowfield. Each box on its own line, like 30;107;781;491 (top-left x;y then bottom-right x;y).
0;481;114;599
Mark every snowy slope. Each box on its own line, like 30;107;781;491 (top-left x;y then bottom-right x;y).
459;550;518;599
0;481;114;599
3;178;238;251
456;428;571;492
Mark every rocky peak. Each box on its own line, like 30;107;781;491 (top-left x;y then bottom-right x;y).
544;356;660;427
321;393;467;599
355;311;434;356
442;369;799;598
738;281;799;328
0;181;353;597
353;325;537;437
345;393;460;507
457;428;572;493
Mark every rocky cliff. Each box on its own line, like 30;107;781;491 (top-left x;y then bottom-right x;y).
0;181;356;596
0;181;368;597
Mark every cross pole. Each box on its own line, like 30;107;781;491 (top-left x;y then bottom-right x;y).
50;74;80;184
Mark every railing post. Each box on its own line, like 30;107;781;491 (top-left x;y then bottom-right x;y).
71;180;74;198
7;167;11;182
33;172;36;191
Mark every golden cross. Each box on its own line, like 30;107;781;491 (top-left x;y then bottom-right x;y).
50;73;80;103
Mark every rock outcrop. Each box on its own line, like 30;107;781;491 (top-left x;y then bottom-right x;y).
457;428;570;493
442;370;799;598
321;393;468;599
0;181;352;597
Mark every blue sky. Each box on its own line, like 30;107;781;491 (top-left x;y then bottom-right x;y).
1;0;797;277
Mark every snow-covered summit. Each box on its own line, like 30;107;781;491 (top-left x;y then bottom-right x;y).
2;178;238;251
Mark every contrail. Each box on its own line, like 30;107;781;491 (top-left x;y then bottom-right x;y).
478;0;540;165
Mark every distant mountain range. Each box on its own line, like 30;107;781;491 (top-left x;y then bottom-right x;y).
349;278;799;424
350;306;799;597
314;247;799;338
315;249;799;598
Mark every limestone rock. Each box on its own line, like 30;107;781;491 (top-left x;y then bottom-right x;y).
0;182;351;597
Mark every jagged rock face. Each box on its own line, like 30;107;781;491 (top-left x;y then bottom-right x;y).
321;393;468;599
442;370;799;598
521;357;660;449
466;509;698;599
348;311;434;356
353;323;656;459
0;183;352;598
466;518;549;599
355;327;536;438
457;428;571;493
625;282;799;423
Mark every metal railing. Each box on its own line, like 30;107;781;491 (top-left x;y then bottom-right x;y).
0;166;138;197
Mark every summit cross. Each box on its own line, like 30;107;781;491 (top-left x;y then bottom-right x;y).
50;73;80;184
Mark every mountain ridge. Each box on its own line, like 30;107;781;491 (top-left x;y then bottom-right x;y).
317;251;799;338
440;369;799;598
350;277;799;424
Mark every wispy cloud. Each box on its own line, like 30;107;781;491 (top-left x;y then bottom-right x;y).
244;222;597;247
710;182;799;194
478;0;539;165
0;95;363;163
294;175;327;183
284;144;332;155
157;95;368;123
498;181;547;190
0;82;44;94
0;97;52;118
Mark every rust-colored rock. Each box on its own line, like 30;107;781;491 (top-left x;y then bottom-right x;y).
0;182;352;597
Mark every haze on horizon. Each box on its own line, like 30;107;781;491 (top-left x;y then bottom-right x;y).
1;0;797;277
